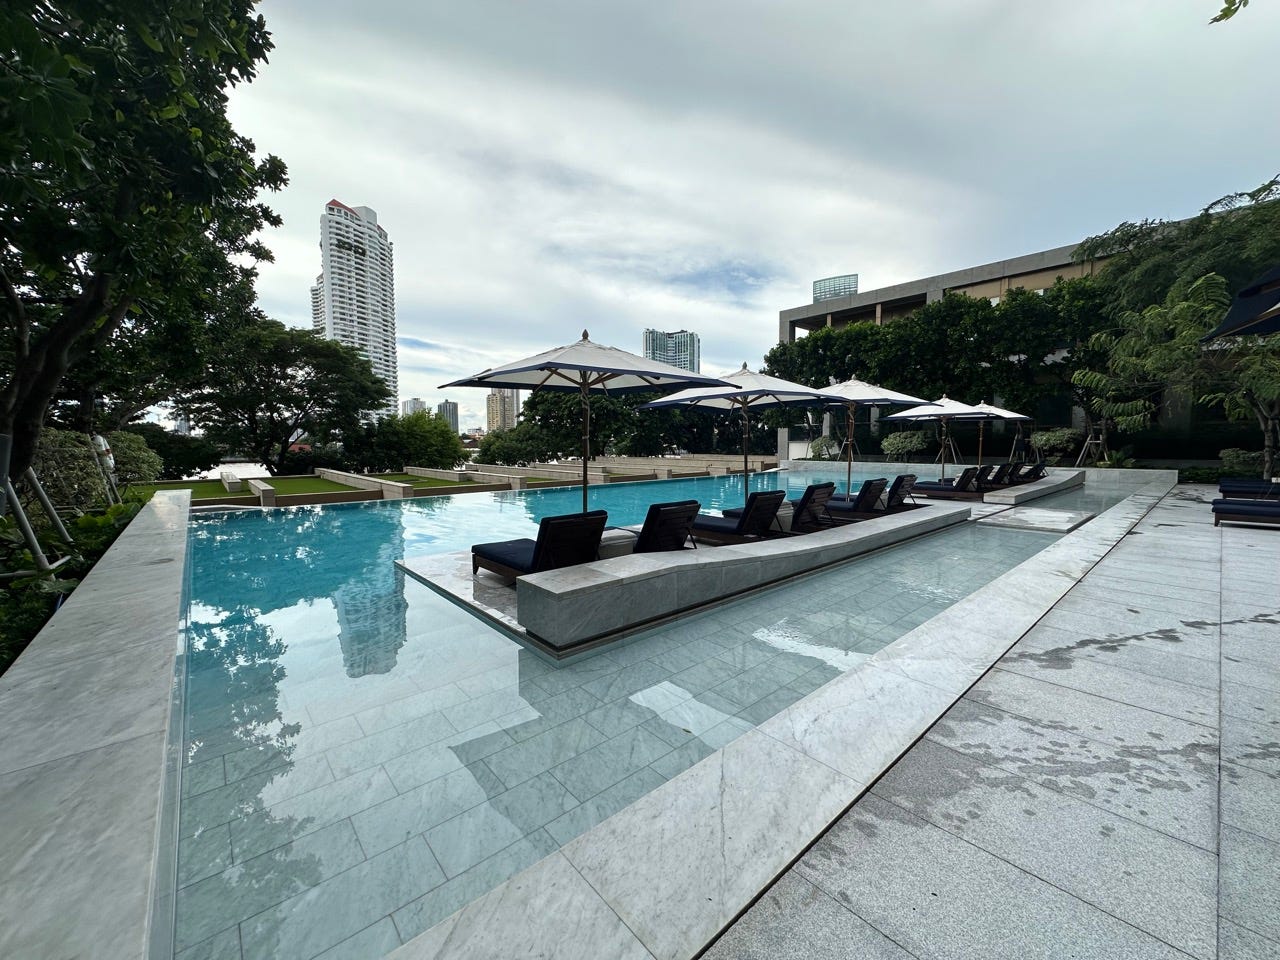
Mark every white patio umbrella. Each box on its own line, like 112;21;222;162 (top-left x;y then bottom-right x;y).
639;364;845;508
441;330;730;512
824;378;932;498
969;401;1032;466
883;396;994;479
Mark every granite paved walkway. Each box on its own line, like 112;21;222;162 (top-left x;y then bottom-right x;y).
704;485;1280;960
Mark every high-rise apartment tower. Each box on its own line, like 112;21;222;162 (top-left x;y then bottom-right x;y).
436;400;459;435
642;329;700;373
401;398;427;416
311;200;398;418
486;389;519;433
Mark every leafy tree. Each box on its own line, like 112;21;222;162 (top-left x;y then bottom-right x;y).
105;429;161;488
0;1;286;479
475;423;556;466
121;422;221;480
1073;274;1280;475
347;411;466;472
178;320;391;474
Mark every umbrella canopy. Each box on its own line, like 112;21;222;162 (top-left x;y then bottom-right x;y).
823;378;932;496
969;401;1031;465
1201;265;1280;340
884;396;995;477
441;330;729;512
640;364;845;507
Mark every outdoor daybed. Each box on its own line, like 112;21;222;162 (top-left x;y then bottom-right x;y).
472;509;608;582
1211;498;1280;527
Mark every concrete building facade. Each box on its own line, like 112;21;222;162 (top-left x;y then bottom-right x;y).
642;328;701;372
311;199;398;418
780;242;1101;344
436;400;459;435
486;389;519;433
401;398;427;416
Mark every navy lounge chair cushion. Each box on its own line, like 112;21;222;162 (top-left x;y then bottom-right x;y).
472;510;608;578
1219;477;1278;498
633;500;700;553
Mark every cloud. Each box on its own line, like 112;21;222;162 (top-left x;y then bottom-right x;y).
228;1;1280;427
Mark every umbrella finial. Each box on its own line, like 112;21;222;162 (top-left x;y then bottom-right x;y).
740;362;749;371
582;329;590;341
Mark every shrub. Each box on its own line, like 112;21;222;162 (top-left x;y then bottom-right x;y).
1179;466;1223;484
29;428;107;512
1031;427;1083;465
880;430;930;462
809;436;839;460
107;431;162;489
1220;448;1266;478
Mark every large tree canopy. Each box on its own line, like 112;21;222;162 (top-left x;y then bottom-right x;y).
0;1;286;479
178;320;391;474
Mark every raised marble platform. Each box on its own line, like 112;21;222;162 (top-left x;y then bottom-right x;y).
982;468;1084;504
976;506;1094;533
399;502;971;658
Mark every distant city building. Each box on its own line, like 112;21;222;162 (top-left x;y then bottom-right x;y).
486;388;519;432
436;400;459;434
311;199;398;418
172;414;191;436
464;426;486;437
812;274;859;302
401;398;427;416
642;329;701;372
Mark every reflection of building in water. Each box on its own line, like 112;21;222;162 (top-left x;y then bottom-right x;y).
332;507;409;677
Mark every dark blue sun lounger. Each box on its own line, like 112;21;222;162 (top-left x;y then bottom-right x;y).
826;477;888;522
913;466;983;499
473;510;608;581
1212;498;1280;527
828;474;919;520
723;482;837;533
633;500;701;552
1218;477;1279;499
691;490;787;544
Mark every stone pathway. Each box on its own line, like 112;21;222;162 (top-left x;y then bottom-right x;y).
705;486;1280;960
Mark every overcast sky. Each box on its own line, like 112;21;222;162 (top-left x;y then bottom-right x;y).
227;1;1279;429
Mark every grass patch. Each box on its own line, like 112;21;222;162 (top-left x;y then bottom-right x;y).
268;476;360;494
129;479;244;502
373;472;474;488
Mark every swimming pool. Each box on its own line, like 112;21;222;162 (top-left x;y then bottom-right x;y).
171;468;1133;959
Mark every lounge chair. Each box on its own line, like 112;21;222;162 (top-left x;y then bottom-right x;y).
472;510;608;582
723;481;837;533
826;477;888;522
984;463;1014;487
913;466;982;499
690;490;787;544
1212;498;1280;527
633;499;701;552
1218;478;1278;499
829;474;920;520
1009;461;1047;484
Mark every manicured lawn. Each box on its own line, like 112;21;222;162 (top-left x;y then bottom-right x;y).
267;476;360;494
374;472;474;488
130;480;244;501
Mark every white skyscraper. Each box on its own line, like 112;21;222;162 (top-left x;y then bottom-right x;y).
311;200;398;418
436;400;459;434
642;329;700;372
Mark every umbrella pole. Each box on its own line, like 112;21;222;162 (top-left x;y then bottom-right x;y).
978;421;984;468
742;403;751;508
580;381;590;513
940;419;949;480
845;405;855;498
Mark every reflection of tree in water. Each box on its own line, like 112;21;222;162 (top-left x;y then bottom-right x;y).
178;607;326;958
190;503;409;675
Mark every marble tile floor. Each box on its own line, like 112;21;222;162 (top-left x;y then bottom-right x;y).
174;523;1058;959
705;485;1280;960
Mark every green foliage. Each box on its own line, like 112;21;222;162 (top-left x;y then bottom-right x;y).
0;501;140;675
476;423;556;466
29;428;107;512
1178;466;1224;484
1220;448;1266;477
809;436;839;460
1211;0;1250;23
106;431;162;488
177;320;391;474
763;278;1108;419
0;0;287;479
122;423;222;480
1031;427;1084;465
880;430;931;461
346;412;466;472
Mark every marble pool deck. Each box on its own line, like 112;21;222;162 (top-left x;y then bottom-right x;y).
11;470;1275;960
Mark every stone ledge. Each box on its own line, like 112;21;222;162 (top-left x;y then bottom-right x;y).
0;490;190;960
982;469;1084;504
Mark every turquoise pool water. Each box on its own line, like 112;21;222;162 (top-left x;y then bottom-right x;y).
172;468;1104;959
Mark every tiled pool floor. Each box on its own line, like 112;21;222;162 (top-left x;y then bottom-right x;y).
175;522;1057;959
